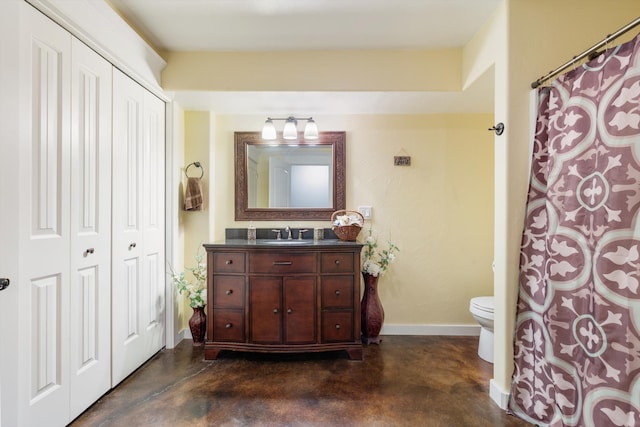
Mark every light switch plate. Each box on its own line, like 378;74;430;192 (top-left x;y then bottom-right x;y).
358;206;372;219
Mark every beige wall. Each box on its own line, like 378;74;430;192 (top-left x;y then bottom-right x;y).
163;49;462;91
179;111;213;323
182;112;495;329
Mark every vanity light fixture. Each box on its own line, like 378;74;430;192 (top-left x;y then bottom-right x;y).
261;116;319;141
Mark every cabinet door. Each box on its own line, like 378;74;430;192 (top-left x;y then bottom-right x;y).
283;277;317;344
250;277;282;344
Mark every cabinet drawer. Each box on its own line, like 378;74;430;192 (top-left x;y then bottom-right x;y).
213;276;245;308
249;253;316;274
322;311;354;342
321;276;354;309
212;309;245;342
212;252;245;273
321;252;354;273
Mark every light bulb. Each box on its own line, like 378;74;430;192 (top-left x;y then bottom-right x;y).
261;119;277;140
282;117;298;140
303;118;319;140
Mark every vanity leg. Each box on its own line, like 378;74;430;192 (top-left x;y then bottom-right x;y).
204;348;221;360
346;347;363;360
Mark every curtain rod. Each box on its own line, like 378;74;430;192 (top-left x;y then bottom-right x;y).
531;16;640;89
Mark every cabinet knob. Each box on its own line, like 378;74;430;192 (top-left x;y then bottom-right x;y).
287;308;292;314
335;290;341;296
334;260;341;265
273;308;279;314
225;323;232;329
84;248;95;256
0;278;9;291
335;324;341;330
225;289;233;295
128;242;137;250
225;260;232;265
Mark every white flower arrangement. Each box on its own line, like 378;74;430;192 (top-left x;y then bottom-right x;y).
170;249;207;308
362;227;399;277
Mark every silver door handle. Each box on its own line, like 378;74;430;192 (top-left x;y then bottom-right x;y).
0;278;9;291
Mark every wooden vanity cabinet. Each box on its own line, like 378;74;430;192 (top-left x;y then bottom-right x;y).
204;242;363;360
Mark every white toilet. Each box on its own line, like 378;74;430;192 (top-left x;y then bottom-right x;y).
469;296;494;363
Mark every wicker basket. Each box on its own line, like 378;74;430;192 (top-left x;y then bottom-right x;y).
331;210;364;241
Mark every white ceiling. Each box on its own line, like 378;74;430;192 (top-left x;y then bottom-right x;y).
108;0;501;113
109;0;502;52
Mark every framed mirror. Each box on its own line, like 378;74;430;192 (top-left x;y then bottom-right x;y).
235;131;346;220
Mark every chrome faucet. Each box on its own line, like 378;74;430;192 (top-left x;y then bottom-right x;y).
285;226;293;240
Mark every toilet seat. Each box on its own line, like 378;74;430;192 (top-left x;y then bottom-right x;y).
470;296;494;320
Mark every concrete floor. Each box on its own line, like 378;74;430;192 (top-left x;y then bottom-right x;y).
70;336;533;427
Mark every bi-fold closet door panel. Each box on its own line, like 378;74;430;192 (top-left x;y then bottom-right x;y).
16;6;72;426
69;37;113;420
14;3;113;425
111;68;166;387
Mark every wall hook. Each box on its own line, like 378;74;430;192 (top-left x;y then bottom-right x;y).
488;123;504;136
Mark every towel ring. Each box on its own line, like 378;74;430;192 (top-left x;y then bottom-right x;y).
185;162;204;179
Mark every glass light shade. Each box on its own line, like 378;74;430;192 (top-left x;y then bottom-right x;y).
261;119;277;140
282;118;298;140
303;119;319;140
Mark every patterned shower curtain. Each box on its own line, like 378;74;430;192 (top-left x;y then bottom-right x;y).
509;34;640;427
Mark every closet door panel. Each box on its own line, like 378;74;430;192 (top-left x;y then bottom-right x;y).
112;69;165;386
141;91;166;349
69;37;112;420
112;69;145;386
17;4;71;426
0;3;21;425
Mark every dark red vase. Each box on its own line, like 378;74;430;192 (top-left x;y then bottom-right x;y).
189;306;207;346
361;273;384;344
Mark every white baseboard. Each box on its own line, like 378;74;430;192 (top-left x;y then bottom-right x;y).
490;379;510;409
380;323;481;336
173;324;481;346
177;327;192;343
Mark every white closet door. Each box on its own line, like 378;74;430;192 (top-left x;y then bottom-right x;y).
0;2;22;425
112;69;165;386
141;89;166;355
69;37;112;419
16;4;71;426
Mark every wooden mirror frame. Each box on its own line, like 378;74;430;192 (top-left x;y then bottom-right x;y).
235;131;346;220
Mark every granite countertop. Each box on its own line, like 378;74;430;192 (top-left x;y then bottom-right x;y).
204;239;363;248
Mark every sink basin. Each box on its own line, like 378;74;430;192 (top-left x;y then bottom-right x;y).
261;240;314;245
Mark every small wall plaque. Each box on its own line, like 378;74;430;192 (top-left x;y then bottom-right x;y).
394;156;411;166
